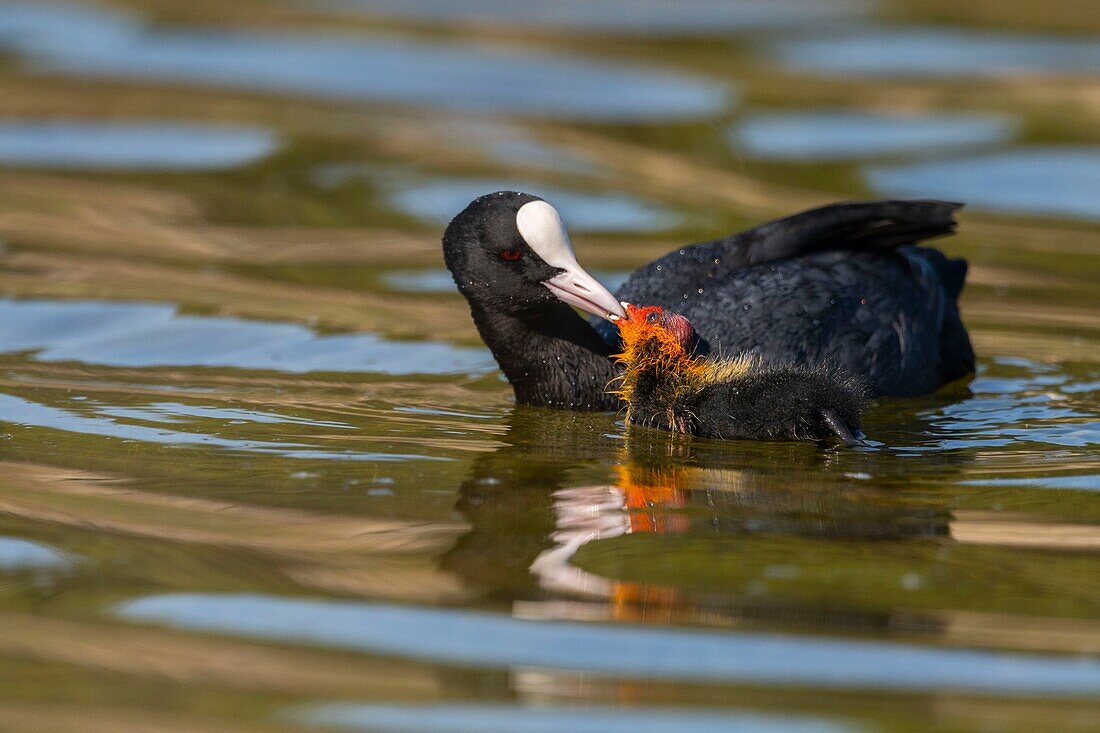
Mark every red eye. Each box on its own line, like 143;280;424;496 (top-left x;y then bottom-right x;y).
501;249;522;261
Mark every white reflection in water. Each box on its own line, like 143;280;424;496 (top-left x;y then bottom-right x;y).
0;299;494;375
529;485;629;598
117;593;1100;695
729;111;1016;161
0;120;277;170
297;702;854;733
0;2;728;121
865;148;1100;221
0;537;72;571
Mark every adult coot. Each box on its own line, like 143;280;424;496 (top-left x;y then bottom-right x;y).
443;191;973;410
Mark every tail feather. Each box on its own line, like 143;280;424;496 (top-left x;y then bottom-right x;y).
743;200;963;266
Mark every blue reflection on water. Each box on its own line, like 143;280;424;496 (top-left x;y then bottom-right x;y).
729;111;1016;161
0;393;440;462
0;299;494;375
0;537;72;571
117;593;1100;695
0;2;728;121
893;363;1100;452
773;27;1100;78
0;120;277;169
865;148;1100;221
384;268;630;294
297;703;855;733
487;137;596;173
389;179;679;231
439;121;599;173
315;0;871;35
96;402;353;428
961;476;1100;492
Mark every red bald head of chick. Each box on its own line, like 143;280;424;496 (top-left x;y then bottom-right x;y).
618;304;695;353
611;304;701;409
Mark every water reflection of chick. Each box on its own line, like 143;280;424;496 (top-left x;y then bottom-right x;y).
445;412;951;631
526;452;694;623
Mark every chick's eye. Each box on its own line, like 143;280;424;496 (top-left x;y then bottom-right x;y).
500;249;522;261
645;312;660;324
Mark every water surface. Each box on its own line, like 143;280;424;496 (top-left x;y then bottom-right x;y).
387;178;680;231
865;148;1100;221
0;2;730;120
118;592;1100;694
729;111;1016;160
384;268;630;294
0;537;72;571
0;120;277;169
312;0;871;35
297;703;854;733
772;26;1100;77
0;2;1098;732
0;299;494;375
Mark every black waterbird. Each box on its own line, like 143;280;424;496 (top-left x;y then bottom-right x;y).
443;192;973;411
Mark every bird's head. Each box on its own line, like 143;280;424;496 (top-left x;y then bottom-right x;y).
443;191;626;321
616;304;696;361
611;303;699;418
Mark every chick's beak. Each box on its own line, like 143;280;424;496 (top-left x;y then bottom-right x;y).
544;262;627;321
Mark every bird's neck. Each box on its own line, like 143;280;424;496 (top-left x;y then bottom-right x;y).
470;302;619;410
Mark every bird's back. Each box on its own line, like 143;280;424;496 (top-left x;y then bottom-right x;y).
603;201;974;396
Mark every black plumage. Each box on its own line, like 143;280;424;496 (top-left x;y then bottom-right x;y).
687;367;866;443
443;193;974;410
594;200;974;396
614;304;866;443
443;191;618;410
626;363;866;443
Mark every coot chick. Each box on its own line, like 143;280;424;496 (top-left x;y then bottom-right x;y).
613;304;866;443
443;192;972;410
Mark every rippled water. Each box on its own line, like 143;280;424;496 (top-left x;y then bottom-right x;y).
0;2;1097;732
772;26;1100;77
0;299;494;374
0;536;72;571
387;178;680;231
0;2;729;120
729;111;1017;161
0;120;277;169
384;268;631;294
865;148;1100;221
299;704;857;733
314;0;872;35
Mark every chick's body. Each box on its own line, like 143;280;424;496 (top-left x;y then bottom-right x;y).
614;305;866;443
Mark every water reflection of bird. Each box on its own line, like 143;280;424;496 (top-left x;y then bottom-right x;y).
613;303;866;442
443;192;973;410
444;411;950;631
